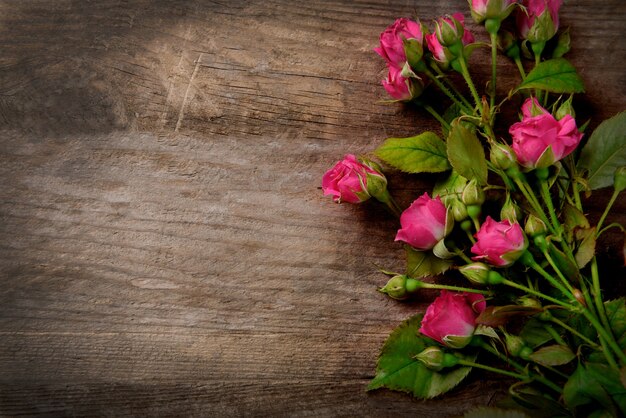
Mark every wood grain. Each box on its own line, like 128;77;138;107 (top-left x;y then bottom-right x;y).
0;0;624;416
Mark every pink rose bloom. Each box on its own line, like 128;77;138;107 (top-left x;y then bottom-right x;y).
426;13;474;65
509;97;583;168
470;0;518;23
471;217;527;267
395;193;450;250
374;18;423;68
517;0;562;41
382;65;414;101
322;154;381;204
420;290;487;349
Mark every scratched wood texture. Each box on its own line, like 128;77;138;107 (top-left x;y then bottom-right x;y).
0;0;624;416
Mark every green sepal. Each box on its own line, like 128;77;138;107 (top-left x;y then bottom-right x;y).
578;111;626;190
447;120;488;185
405;246;452;278
375;132;451;174
574;227;596;269
475;305;542;327
551;28;571;58
515;58;585;94
368;314;476;399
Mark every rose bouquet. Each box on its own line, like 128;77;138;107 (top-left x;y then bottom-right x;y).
322;0;626;416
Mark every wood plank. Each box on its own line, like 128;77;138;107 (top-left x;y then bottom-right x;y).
0;0;624;415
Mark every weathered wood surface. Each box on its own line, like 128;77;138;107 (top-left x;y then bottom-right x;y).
0;0;624;416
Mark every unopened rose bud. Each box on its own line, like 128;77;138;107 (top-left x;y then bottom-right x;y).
505;334;526;357
395;193;452;250
360;158;389;202
462;179;486;206
379;275;408;300
490;142;516;171
501;194;522;223
426;13;475;69
614;166;626;193
555;96;575;120
459;262;490;285
471;217;528;267
517;296;542;309
435;14;466;46
450;199;468;222
517;0;562;44
525;214;547;237
415;346;446;371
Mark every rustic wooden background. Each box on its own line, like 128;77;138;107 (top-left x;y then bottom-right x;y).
0;0;624;416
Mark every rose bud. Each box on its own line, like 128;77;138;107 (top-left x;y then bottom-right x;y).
500;193;522;223
524;213;547;237
414;346;446;371
382;64;423;101
555;95;575;120
470;0;518;30
459;262;491;285
419;290;487;349
426;13;475;68
516;0;562;44
374;18;424;69
322;154;385;204
509;97;583;169
490;142;517;171
471;216;528;267
379;275;409;300
395;193;452;250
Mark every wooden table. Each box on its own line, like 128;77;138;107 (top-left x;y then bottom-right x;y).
1;0;624;416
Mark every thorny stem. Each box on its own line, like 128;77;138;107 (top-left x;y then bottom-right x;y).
422;104;450;130
490;33;497;110
458;57;482;115
430;64;474;110
548;316;601;349
420;282;490;295
424;68;473;114
457;359;527;380
502;279;573;310
596;188;620;233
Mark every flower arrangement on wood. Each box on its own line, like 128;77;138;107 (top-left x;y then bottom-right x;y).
321;1;626;416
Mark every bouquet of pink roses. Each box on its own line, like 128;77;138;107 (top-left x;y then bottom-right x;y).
322;0;626;416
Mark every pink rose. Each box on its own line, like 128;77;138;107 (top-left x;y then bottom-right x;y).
426;13;474;65
470;0;518;24
374;18;423;69
509;98;583;168
382;65;415;101
471;217;527;267
395;193;450;250
420;290;487;348
517;0;562;42
322;154;382;204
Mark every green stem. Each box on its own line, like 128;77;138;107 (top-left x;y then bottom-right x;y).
596;189;620;233
423;68;472;114
502;279;573;309
590;257;614;346
420;282;490;295
422;104;450;130
527;259;575;301
457;358;527;380
542;249;576;295
478;341;563;393
458;57;482;115
490;33;497;110
430;64;474;110
582;308;626;367
548;316;601;349
543;323;567;346
512;177;554;234
539;180;561;235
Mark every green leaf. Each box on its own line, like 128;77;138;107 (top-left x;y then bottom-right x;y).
442;103;462;139
368;314;475;399
447;121;488;185
464;407;530;418
405;246;452;278
587;362;626;415
578;112;626;190
432;170;467;206
502;384;569;417
375;132;450;174
574;227;596;268
516;58;585;93
528;344;575;366
605;299;626;352
563;203;590;244
520;318;554;348
564;363;614;412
